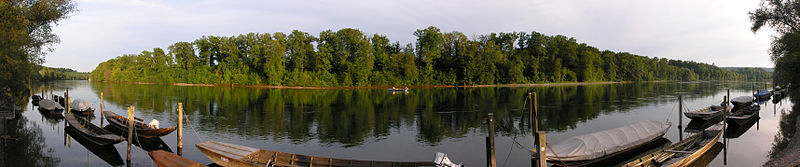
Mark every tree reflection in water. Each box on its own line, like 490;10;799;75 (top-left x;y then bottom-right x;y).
1;89;60;166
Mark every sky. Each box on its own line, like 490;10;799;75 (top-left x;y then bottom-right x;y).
47;0;776;72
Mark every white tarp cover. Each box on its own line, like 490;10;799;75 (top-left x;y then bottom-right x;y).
70;98;90;111
38;99;64;111
547;120;670;161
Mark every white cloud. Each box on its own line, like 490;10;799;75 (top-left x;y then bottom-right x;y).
47;0;774;72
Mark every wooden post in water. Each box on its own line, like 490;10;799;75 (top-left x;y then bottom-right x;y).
486;113;496;167
678;95;683;141
537;132;546;167
177;102;184;156
724;89;729;165
126;106;135;166
100;92;104;126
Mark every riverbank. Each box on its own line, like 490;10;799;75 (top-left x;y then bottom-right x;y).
764;109;800;166
97;80;673;89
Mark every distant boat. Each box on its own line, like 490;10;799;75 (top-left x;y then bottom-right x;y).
70;98;95;116
64;113;125;146
546;120;671;166
388;87;409;92
196;140;448;167
684;105;730;121
622;124;723;167
102;110;176;138
754;89;772;100
148;150;204;167
38;99;64;111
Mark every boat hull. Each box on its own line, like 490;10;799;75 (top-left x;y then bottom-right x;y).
102;110;176;138
65;113;124;146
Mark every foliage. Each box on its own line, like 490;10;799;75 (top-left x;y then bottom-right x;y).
92;27;757;86
0;0;75;90
38;66;88;81
750;0;800;85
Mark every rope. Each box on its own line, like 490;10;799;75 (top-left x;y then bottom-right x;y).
546;142;568;167
500;136;515;167
181;108;205;142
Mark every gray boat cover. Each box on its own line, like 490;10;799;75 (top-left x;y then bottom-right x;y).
70;98;90;111
547;120;671;161
731;96;753;105
39;99;64;110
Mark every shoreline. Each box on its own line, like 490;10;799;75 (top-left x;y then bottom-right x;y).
93;80;675;89
763;108;800;166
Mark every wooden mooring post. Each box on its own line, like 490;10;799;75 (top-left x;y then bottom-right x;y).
724;89;729;165
486;113;496;167
100;92;104;126
126;106;135;166
530;92;546;167
177;102;184;156
678;95;683;141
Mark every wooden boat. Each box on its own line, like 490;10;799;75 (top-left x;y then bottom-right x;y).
546;120;672;166
65;125;125;166
683;105;730;120
65;112;125;146
726;104;760;125
102;110;176;138
196;140;439;167
724;114;760;138
38;99;64;111
387;87;409;92
685;116;723;133
622;124;723;167
730;96;753;110
70;98;95;116
148;150;204;167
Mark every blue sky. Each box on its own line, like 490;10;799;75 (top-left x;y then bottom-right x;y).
48;0;775;72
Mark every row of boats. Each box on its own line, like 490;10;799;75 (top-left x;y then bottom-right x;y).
545;85;789;167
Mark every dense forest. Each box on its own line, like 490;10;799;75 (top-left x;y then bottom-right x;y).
91;27;751;86
38;66;89;81
723;67;773;81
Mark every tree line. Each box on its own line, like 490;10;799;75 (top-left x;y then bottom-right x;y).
91;27;750;86
750;0;800;85
38;66;89;81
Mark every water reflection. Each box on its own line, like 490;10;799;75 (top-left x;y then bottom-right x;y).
65;126;124;166
769;88;798;158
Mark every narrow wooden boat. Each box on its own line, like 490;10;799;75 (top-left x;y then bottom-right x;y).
546;120;672;166
622;124;723;167
726;104;760;125
196;140;439;167
683;105;730;120
65;125;125;166
148;150;204;167
65;112;125;146
724;114;760;138
102;110;176;138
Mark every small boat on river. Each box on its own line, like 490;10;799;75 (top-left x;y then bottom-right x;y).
730;96;753;111
388;87;409;92
65;125;125;166
726;104;761;125
102;110;176;138
546;120;672;166
70;98;95;116
754;89;772;100
148;150;204;167
622;124;723;167
196;140;448;167
684;105;730;121
65;112;125;146
38;99;64;111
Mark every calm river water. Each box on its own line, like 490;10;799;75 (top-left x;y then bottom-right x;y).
3;80;794;166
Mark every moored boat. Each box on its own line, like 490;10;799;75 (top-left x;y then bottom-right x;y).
70;98;95;116
148;150;204;167
546;120;672;166
102;110;176;138
754;89;772;100
65;112;125;146
622;124;723;167
683;105;730;121
38;99;64;111
726;104;760;125
65;125;125;166
196;140;446;167
730;96;753;112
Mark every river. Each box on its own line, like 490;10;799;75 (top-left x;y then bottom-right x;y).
2;80;793;166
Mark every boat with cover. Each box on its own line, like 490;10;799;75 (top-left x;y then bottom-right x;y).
65;112;125;146
683;105;730;121
102;110;176;138
730;96;753;112
726;104;760;125
148;150;204;167
70;98;95;116
622;124;723;167
546;120;671;166
65;125;125;166
38;99;64;111
754;89;772;100
196;140;455;167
